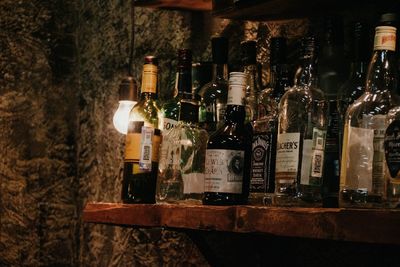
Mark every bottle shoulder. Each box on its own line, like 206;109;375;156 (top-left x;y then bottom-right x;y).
199;80;228;101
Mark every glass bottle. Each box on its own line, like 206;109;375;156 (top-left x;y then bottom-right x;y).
199;36;229;134
203;72;252;205
121;56;161;204
160;49;193;132
274;37;327;207
250;37;290;205
157;99;208;204
340;26;398;208
241;40;260;124
317;16;347;208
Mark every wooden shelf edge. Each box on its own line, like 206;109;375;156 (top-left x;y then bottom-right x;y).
83;202;400;245
135;0;212;11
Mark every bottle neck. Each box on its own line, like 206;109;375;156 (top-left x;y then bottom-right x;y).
244;64;259;95
270;63;290;97
366;49;398;94
349;61;368;79
224;105;245;124
294;57;317;87
213;63;228;81
140;92;157;100
179;101;199;124
176;67;192;99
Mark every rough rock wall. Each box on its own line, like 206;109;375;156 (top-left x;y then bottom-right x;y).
0;0;309;266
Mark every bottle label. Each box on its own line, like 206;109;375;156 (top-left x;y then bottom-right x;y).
204;149;245;193
183;173;204;194
227;82;246;106
374;26;396;51
385;120;400;178
275;132;300;184
300;128;326;185
368;115;386;194
125;122;161;173
141;64;157;93
162;117;178;132
250;132;276;193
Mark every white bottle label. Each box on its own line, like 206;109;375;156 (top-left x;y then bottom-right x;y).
275;132;300;183
163;118;178;132
204;149;245;193
300;128;326;185
183;173;204;194
139;126;154;170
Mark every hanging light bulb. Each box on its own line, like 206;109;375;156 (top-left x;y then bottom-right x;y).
113;76;138;134
113;0;138;134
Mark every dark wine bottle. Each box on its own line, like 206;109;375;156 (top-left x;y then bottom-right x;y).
203;72;252;205
122;56;161;204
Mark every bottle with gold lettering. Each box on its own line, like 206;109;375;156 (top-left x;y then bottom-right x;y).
122;56;161;204
203;72;252;205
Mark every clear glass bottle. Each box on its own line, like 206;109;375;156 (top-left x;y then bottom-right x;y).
122;56;161;204
318;16;347;208
203;72;252;205
274;37;327;207
160;49;192;132
157;99;208;204
199;36;229;135
340;26;398;208
250;37;290;205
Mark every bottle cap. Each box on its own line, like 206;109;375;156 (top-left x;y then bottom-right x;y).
212;36;229;64
374;26;397;51
241;40;257;65
270;37;287;66
227;72;247;106
380;13;398;26
144;55;158;65
178;49;192;68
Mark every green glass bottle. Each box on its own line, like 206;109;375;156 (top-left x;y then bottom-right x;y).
122;56;161;204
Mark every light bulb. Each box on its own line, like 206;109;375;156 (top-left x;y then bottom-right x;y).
113;100;136;134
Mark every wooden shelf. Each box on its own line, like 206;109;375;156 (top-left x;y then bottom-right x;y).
135;0;212;11
83;202;400;245
212;0;398;21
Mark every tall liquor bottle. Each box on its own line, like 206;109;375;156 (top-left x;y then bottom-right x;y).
274;37;327;207
121;56;161;204
318;17;347;208
250;37;290;205
199;36;229;134
340;26;398;208
160;49;192;132
203;72;252;205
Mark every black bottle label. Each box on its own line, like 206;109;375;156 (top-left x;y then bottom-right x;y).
384;120;400;178
250;132;276;193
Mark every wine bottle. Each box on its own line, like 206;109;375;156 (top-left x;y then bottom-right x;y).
203;72;252;205
121;56;161;204
199;36;229;134
340;26;398;208
274;36;327;207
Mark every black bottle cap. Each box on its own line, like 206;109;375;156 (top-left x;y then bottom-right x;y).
144;55;158;65
241;40;257;65
270;37;287;66
178;49;192;68
380;13;399;26
118;76;139;101
211;36;228;64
